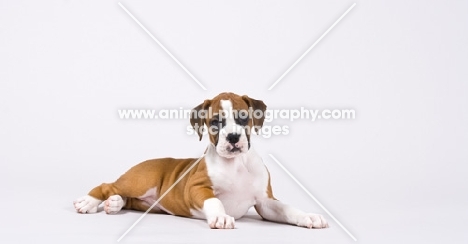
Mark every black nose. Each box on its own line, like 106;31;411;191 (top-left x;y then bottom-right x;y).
226;133;240;144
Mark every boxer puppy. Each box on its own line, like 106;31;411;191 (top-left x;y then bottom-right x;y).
74;92;328;229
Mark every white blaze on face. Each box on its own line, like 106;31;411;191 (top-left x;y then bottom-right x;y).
216;100;249;158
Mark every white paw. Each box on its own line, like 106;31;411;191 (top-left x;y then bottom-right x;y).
207;214;235;229
104;195;125;214
297;213;329;229
73;195;101;214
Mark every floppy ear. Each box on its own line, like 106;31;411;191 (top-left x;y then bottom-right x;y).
190;99;211;141
242;95;267;133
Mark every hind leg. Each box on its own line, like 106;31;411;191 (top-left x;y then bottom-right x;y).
104;195;126;214
74;194;127;214
74;194;126;214
74;183;122;214
74;171;160;214
74;195;102;214
74;181;138;214
124;197;165;213
74;160;162;214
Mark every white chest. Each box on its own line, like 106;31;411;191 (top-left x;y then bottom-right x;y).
205;148;269;219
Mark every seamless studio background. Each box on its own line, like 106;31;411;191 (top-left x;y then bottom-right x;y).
0;0;467;243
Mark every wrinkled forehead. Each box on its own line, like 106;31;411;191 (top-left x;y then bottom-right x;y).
209;98;249;116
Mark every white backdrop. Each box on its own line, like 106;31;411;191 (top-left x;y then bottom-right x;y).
1;0;467;243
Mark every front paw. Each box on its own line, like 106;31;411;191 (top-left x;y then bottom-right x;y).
207;214;235;229
297;213;329;229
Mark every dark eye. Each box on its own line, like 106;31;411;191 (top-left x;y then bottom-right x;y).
236;117;249;126
236;111;249;125
210;119;219;126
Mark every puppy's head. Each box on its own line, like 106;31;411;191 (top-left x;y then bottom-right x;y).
190;92;266;158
